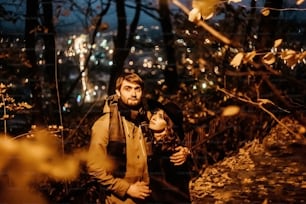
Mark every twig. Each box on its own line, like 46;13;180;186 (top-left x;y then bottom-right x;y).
171;0;234;46
215;86;299;137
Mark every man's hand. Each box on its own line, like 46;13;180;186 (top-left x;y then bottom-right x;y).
126;181;151;200
170;146;190;166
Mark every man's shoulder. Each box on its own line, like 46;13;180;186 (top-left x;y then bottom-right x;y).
93;113;110;126
102;94;119;112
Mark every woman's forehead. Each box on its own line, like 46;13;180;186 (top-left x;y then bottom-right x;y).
153;109;166;116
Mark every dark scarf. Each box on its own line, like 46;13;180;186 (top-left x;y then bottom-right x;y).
106;97;148;177
118;99;147;126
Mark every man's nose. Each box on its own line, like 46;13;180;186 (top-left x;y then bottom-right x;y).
131;90;137;96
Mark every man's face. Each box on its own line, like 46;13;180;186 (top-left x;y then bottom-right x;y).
116;80;142;107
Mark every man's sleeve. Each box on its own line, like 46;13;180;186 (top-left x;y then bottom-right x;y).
87;116;130;198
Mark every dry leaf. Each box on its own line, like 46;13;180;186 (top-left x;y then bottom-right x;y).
202;12;214;20
286;58;298;68
262;52;275;65
99;23;109;31
280;49;296;60
189;8;202;22
298;126;306;134
23;60;33;68
296;0;304;5
0;53;9;59
222;105;240;116
298;51;306;61
243;51;256;64
257;98;273;105
230;52;244;68
261;8;270;16
192;0;218;19
273;39;283;48
18;102;33;109
228;0;242;3
62;9;71;16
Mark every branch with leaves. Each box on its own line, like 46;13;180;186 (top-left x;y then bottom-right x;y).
0;83;32;136
172;0;234;46
214;85;303;138
230;39;306;69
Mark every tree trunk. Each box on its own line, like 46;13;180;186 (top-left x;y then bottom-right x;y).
25;0;44;126
42;0;59;125
158;0;178;94
108;0;141;95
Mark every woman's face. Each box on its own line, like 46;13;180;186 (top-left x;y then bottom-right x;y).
149;109;167;132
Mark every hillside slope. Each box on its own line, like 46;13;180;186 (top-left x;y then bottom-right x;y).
189;116;306;204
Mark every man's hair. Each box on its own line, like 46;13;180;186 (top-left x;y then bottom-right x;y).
115;72;144;90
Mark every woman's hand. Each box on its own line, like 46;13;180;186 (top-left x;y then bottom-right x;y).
170;146;190;166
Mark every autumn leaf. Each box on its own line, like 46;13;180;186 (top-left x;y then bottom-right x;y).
202;12;214;20
280;49;298;67
189;8;202;22
261;8;270;16
257;98;273;105
18;102;33;109
198;57;207;67
222;105;240;116
262;52;275;65
230;52;244;68
29;28;36;34
286;58;298;68
0;53;9;59
273;39;283;48
23;59;33;68
192;0;219;19
298;126;306;134
99;23;109;31
62;9;71;16
280;49;296;60
243;51;256;64
296;0;305;5
228;0;242;3
299;51;306;61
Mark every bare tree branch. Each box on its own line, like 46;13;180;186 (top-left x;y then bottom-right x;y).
171;0;237;46
215;86;301;138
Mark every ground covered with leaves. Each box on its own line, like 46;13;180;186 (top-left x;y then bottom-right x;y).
189;117;306;204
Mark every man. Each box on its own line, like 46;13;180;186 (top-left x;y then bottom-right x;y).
87;72;190;203
87;73;151;204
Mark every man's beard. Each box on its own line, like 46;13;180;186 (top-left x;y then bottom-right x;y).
126;98;141;108
118;99;146;125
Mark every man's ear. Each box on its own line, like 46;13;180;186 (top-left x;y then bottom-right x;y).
115;89;120;97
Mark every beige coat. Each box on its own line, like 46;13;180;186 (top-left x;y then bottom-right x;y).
87;109;149;204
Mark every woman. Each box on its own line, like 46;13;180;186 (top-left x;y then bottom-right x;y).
147;100;191;204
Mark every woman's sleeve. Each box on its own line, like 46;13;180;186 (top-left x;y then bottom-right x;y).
87;116;130;198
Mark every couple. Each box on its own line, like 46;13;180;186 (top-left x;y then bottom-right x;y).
87;73;192;204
